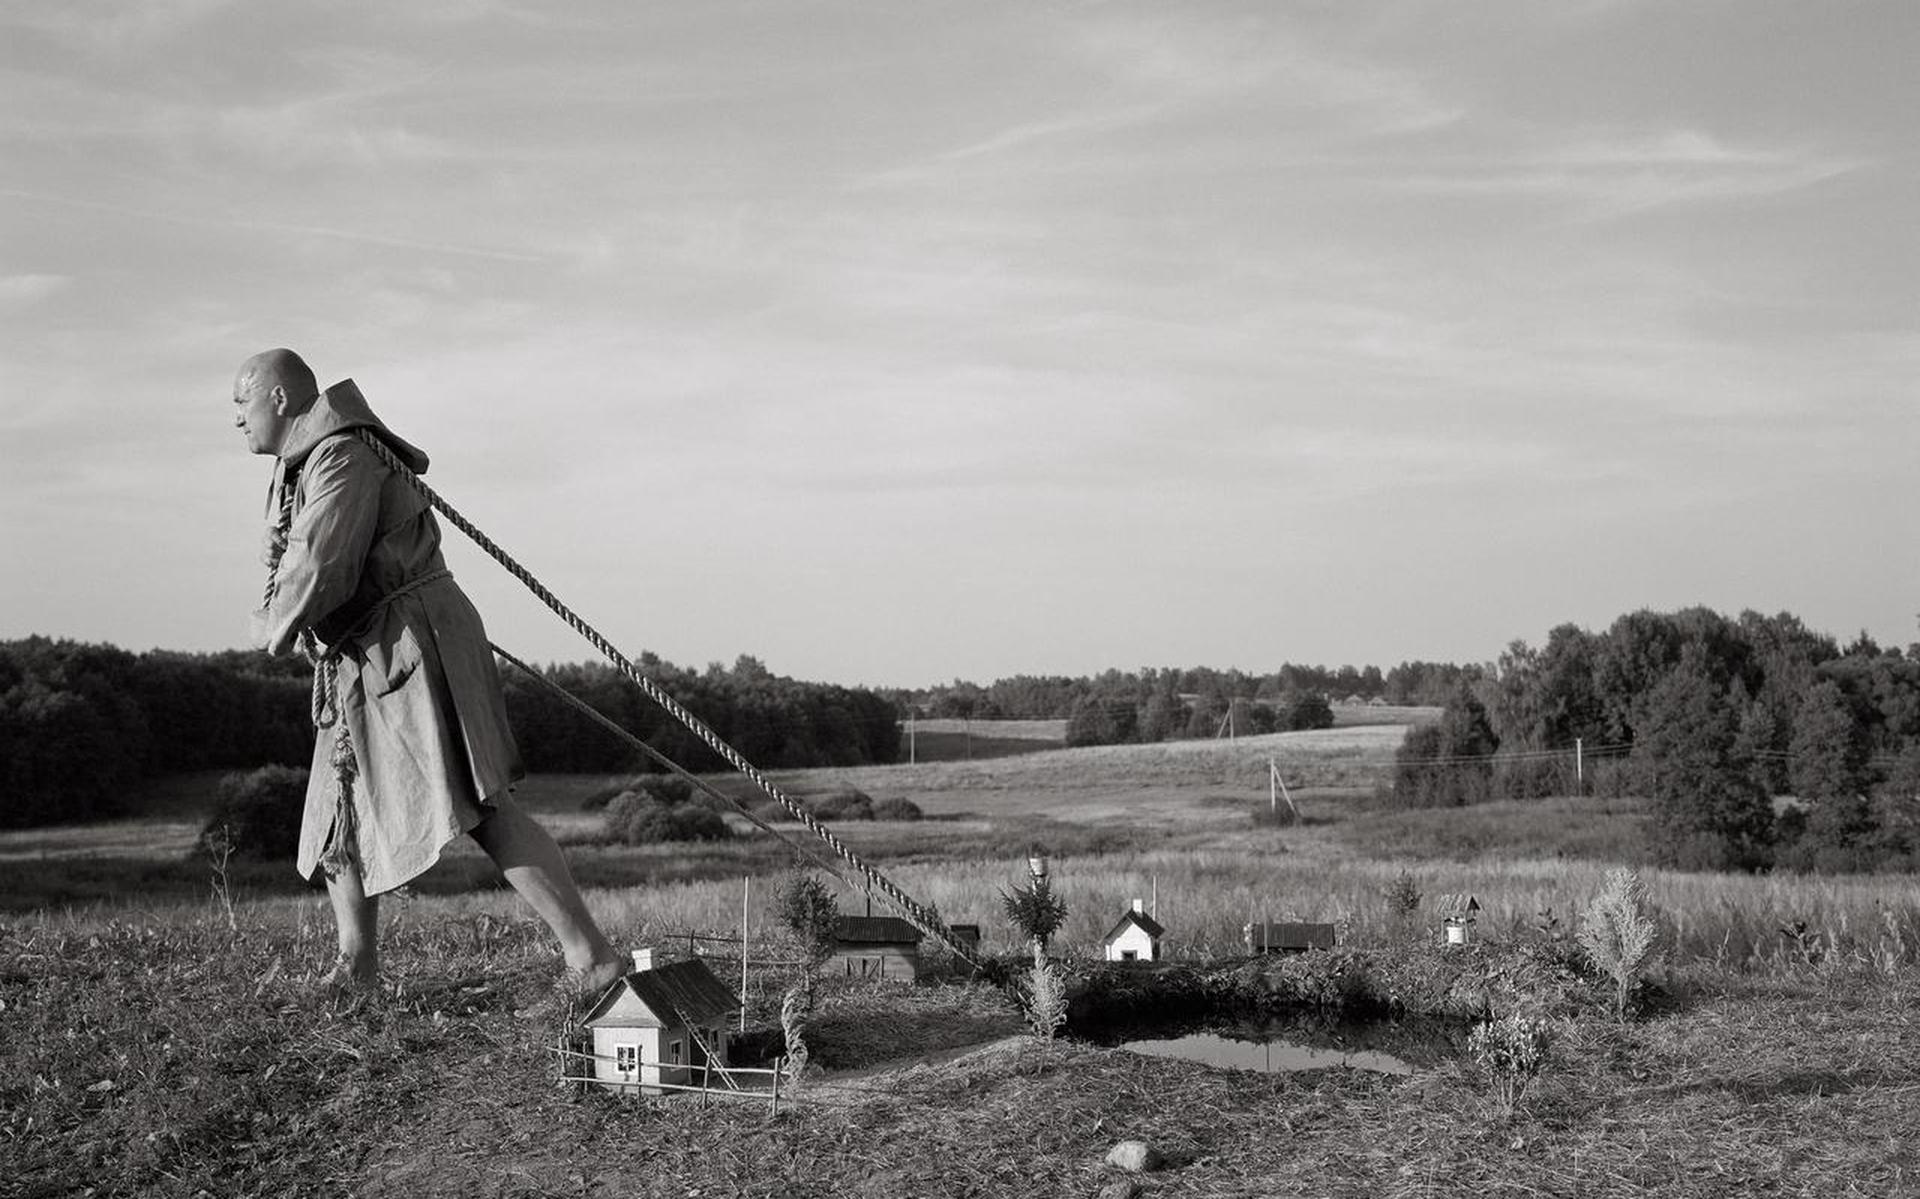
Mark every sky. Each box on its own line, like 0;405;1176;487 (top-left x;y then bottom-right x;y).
1;1;1915;688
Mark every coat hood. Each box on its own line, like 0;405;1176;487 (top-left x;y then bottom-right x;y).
278;378;430;474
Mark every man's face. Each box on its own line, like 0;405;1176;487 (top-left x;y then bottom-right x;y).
232;376;289;456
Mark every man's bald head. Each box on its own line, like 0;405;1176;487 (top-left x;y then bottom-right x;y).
232;348;319;457
236;349;319;409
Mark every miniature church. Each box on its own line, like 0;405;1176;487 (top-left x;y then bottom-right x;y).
1102;899;1165;962
581;949;740;1095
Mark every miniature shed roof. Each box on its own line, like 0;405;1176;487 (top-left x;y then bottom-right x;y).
1244;922;1337;951
1102;908;1166;943
833;915;924;945
583;958;739;1029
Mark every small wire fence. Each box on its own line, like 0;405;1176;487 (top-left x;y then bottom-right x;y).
551;1041;790;1111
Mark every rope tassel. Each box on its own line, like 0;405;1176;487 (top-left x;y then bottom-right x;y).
317;719;359;877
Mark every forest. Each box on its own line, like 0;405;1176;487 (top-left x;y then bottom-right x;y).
0;639;898;829
1390;608;1920;873
8;609;1918;875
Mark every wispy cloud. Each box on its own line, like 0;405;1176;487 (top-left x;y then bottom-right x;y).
0;273;70;305
1395;128;1860;218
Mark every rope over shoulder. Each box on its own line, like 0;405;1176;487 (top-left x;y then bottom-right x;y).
347;427;981;972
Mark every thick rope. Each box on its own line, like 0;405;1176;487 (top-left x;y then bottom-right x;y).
260;471;360;876
488;642;856;889
349;428;979;971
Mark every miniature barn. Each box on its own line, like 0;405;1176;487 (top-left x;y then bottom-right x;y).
1103;899;1165;962
582;950;740;1095
830;914;924;981
1244;921;1337;955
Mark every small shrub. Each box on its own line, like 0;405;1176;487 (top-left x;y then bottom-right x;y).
602;779;732;845
196;765;309;861
773;872;841;968
1023;959;1069;1042
809;787;875;821
773;872;841;1082
1468;1013;1553;1118
1578;867;1663;1021
872;796;923;822
1382;870;1420;939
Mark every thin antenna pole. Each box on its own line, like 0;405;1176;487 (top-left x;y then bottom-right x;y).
740;876;750;1034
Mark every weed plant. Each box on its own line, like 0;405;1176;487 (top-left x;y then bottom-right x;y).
1467;1013;1554;1118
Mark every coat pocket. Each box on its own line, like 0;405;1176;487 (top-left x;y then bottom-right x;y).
364;626;423;697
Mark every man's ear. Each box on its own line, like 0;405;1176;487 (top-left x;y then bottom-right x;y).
270;385;292;415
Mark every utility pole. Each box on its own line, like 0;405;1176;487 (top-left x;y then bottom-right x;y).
908;714;915;765
1575;737;1584;792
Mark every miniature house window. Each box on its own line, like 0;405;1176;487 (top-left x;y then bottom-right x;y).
1120;950;1137;961
668;1039;682;1064
615;1045;638;1078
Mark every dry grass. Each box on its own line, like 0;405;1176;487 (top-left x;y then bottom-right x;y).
907;718;1068;741
7;881;1919;1197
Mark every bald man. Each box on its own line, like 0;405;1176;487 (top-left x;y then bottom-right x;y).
234;348;625;997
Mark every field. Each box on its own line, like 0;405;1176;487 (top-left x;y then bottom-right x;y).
6;720;1920;1196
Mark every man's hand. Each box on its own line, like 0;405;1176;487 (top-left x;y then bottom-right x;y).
248;607;275;653
261;522;289;568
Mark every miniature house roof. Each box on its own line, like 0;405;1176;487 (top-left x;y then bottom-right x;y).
833;915;923;946
1102;908;1166;943
583;958;740;1030
1244;921;1337;951
1437;893;1482;918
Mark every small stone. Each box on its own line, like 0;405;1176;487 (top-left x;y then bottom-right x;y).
1098;1181;1143;1199
1106;1140;1161;1173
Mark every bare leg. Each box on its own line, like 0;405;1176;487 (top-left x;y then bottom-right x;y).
324;861;380;987
469;797;624;988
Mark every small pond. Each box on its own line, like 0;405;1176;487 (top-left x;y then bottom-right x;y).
1076;1013;1467;1077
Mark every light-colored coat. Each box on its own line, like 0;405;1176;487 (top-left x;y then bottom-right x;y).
259;381;522;895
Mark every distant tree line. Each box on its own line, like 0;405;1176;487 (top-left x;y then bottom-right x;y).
499;653;900;774
0;637;312;829
897;661;1465;723
1390;609;1920;873
888;661;1469;749
0;640;899;829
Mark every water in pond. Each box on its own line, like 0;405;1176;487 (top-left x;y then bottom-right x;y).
1084;1014;1465;1077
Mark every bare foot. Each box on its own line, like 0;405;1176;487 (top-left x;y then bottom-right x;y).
571;955;628;1000
318;957;379;996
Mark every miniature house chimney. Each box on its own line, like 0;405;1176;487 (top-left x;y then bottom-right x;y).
1132;898;1145;915
630;947;653;972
